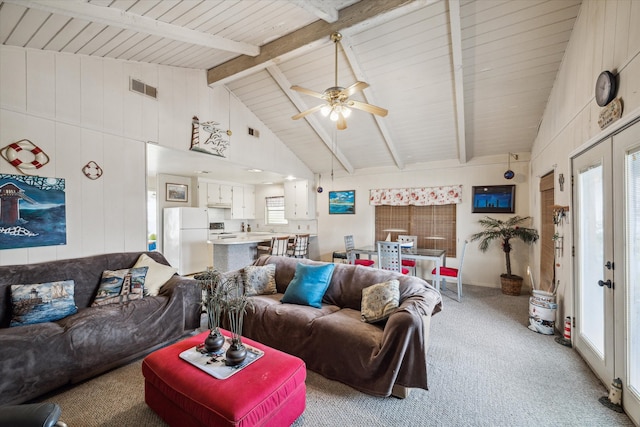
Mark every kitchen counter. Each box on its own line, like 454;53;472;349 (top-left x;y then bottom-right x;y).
207;232;316;272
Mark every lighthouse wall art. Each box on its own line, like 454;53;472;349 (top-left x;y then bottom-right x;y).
0;173;66;250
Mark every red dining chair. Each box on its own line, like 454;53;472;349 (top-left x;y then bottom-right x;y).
344;235;375;267
431;240;467;302
398;235;418;275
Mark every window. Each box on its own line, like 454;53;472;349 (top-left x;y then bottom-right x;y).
374;204;457;256
265;196;288;225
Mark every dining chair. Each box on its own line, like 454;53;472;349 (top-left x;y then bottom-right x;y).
288;233;310;258
431;240;467;302
377;241;410;274
344;235;375;267
257;236;290;256
398;235;418;275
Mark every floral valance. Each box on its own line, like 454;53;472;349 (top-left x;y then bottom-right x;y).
369;185;462;206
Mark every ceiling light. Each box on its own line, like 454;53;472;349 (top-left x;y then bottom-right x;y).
342;106;351;118
285;175;296;181
248;168;263;172
194;170;210;174
329;110;339;121
320;105;331;116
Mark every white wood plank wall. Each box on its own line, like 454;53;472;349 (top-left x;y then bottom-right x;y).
0;46;214;266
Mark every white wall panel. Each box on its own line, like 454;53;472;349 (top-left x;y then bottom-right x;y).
141;63;159;144
0;46;26;111
157;67;173;148
54;122;83;261
80;128;105;256
170;68;189;151
103;60;124;135
102;134;126;253
123;62;143;141
122;139;147;252
80;56;104;130
55;53;81;124
26;50;55;118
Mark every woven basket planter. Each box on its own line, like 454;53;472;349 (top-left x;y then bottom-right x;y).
500;274;523;296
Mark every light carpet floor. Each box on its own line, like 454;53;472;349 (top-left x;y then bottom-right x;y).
39;285;634;426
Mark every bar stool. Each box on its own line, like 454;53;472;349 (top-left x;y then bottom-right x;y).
257;236;289;256
288;233;310;258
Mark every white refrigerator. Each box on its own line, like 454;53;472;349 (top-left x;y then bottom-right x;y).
163;207;209;275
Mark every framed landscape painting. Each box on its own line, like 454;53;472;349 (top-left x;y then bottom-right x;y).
471;185;515;214
329;190;355;214
166;183;188;202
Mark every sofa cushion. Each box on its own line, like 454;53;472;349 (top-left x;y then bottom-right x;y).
281;263;335;308
9;280;77;327
360;279;400;323
92;267;148;306
243;264;276;296
133;254;177;296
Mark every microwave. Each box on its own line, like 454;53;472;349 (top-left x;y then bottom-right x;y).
209;222;225;233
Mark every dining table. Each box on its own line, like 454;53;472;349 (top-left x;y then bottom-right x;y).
352;245;447;290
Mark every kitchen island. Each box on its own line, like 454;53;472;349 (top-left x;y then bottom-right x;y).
207;232;315;272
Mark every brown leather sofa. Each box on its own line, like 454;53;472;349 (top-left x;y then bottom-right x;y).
223;255;443;398
0;251;201;406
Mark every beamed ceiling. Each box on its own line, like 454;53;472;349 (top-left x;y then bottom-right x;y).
0;0;582;180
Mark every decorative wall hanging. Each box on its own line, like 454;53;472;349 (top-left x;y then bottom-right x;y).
369;185;462;206
82;161;103;180
329;190;355;214
0;139;50;175
0;174;67;250
471;185;515;214
166;183;188;202
190;116;229;157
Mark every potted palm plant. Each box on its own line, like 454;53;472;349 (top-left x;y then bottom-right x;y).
470;216;539;295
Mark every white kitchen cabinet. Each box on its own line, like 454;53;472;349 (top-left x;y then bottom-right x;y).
207;183;232;207
284;180;315;219
229;184;255;219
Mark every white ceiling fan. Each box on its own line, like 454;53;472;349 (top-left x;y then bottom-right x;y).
291;32;388;130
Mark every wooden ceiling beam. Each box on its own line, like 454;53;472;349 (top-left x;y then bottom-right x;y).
289;0;339;23
7;0;259;56
207;0;427;86
266;66;355;174
447;0;471;163
340;34;405;170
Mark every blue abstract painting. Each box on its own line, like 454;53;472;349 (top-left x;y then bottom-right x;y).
329;190;355;214
0;174;67;250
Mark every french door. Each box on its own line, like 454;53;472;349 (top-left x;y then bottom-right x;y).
573;120;640;424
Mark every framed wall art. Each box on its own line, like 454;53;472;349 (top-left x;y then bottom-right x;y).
471;185;515;214
166;183;188;202
329;190;355;214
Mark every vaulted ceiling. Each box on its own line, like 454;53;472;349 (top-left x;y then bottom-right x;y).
0;0;582;179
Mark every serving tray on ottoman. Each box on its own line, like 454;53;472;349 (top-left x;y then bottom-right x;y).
142;329;306;427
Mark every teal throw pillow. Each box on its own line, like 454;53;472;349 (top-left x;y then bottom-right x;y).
281;263;335;308
10;280;78;327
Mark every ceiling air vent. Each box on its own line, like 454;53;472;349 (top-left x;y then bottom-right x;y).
129;78;157;99
248;127;260;138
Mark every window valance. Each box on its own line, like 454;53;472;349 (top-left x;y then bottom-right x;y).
369;185;462;206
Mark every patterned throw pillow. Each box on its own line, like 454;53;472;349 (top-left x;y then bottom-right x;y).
361;279;400;323
92;267;148;306
243;264;276;296
10;280;78;327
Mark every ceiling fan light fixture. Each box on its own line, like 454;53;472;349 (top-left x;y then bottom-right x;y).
342;106;351;118
320;105;331;116
329;109;339;121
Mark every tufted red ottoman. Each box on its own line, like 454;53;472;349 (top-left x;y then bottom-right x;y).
142;330;306;427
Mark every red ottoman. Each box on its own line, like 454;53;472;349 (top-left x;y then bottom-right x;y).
142;330;306;427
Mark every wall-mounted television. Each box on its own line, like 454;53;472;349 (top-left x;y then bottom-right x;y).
471;185;515;214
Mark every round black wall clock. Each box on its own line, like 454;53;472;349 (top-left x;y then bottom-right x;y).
595;71;617;107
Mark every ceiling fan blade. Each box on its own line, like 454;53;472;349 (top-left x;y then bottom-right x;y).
341;81;369;97
290;85;325;99
337;113;347;130
291;104;325;120
348;100;388;117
